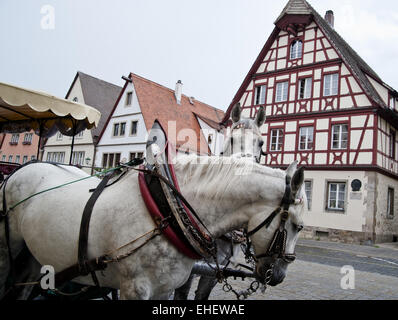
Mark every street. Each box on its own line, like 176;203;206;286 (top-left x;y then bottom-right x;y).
188;240;398;300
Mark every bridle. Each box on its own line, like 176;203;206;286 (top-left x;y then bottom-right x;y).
245;175;300;268
222;120;266;164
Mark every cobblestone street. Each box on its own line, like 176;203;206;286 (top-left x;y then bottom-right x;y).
188;240;398;300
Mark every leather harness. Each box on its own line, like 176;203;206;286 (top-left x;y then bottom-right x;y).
245;175;297;264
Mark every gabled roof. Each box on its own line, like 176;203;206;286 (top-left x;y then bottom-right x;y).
129;73;224;155
275;0;312;23
222;0;392;123
66;71;122;143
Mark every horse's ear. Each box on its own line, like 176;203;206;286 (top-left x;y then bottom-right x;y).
286;161;298;180
291;167;305;196
231;103;242;123
255;106;266;127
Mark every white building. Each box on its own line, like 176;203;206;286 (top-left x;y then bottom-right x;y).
222;0;398;243
43;72;121;174
95;73;225;169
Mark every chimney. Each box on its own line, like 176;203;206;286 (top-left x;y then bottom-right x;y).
325;10;334;28
175;80;183;105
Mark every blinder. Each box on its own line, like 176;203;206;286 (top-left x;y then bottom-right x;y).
246;175;298;264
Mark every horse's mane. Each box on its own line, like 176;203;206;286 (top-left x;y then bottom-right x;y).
174;154;285;200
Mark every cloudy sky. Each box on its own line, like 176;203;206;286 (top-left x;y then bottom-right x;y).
0;0;397;111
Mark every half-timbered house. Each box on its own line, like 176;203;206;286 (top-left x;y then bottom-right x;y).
222;0;398;243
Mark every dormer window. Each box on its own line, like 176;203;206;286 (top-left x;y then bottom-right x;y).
126;92;133;106
290;40;303;60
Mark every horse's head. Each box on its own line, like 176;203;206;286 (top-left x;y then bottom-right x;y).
222;103;266;163
247;161;306;287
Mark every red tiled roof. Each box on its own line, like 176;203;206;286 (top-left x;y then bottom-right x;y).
130;73;224;155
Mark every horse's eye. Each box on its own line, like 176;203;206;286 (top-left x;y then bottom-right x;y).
294;224;304;232
259;140;264;147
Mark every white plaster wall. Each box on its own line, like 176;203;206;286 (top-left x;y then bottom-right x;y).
303;170;368;232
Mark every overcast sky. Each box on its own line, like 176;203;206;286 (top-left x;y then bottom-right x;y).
1;0;397;111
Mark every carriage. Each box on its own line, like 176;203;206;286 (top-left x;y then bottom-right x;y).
0;82;306;300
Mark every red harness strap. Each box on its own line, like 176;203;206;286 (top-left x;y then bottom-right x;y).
138;171;202;260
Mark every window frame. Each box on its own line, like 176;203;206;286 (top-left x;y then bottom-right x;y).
304;180;313;211
131;121;138;136
275;81;289;103
289;39;303;60
298;77;313;100
103;153;122;168
269;128;284;152
390;130;396;160
254;85;267;106
326;181;347;212
387;187;394;218
126;92;133;106
10;134;19;144
323;73;339;97
331;124;349;150
299;126;314;151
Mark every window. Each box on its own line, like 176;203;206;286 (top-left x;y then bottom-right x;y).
304;181;313;211
8;155;13;162
113;123;126;137
130;152;144;162
1;155;6;161
390;130;396;160
270;129;284;152
131;121;138;136
15;155;20;164
46;152;65;163
275;82;289;102
102;153;121;168
332;124;348;150
390;96;396;110
23;133;33;144
10;134;19;144
255;85;267;105
76;131;84;139
31;155;36;161
71;151;85;166
120;123;126;136
387;188;394;218
290;40;303;60
22;156;28;164
327;182;346;211
323;73;339;96
299;127;314;151
126;92;133;106
299;78;312;99
208;134;213;146
56;132;63;141
113;123;120;136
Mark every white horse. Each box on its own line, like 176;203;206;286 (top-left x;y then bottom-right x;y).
222;103;266;163
174;103;267;300
0;153;305;299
